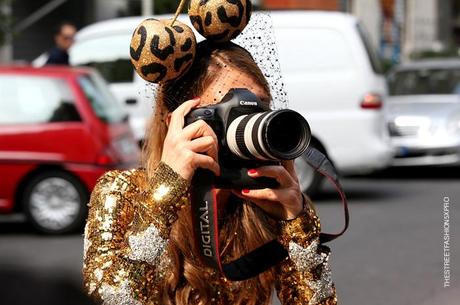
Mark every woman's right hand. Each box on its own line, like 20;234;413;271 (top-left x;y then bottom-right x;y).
161;97;220;182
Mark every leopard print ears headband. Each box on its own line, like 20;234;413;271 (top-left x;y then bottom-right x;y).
129;0;253;84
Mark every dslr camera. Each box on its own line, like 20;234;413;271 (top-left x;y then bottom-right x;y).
185;88;311;189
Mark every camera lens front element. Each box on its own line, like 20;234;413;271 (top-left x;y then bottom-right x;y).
226;110;311;161
264;110;311;160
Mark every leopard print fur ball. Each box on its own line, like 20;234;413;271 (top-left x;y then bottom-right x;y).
188;0;252;42
130;18;197;83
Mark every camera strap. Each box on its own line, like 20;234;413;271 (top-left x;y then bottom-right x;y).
303;147;349;243
190;147;349;281
191;170;288;281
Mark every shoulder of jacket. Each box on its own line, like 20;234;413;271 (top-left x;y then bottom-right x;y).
95;168;148;196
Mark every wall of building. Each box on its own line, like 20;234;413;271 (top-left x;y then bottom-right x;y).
261;0;460;61
0;1;12;63
351;0;382;50
9;0;130;62
93;0;128;21
11;0;90;62
404;0;440;57
264;0;339;10
4;0;459;63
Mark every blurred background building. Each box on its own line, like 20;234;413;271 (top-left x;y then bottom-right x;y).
264;0;460;65
1;0;460;66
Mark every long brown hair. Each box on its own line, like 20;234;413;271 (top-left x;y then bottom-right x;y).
142;41;277;305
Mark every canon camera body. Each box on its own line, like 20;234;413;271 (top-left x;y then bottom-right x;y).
185;88;311;189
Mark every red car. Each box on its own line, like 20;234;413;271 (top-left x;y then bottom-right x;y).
0;66;140;234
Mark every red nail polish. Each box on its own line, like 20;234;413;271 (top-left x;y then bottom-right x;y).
248;169;257;175
242;189;250;194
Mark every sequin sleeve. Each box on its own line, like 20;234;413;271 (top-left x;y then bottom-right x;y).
82;163;190;305
275;194;338;305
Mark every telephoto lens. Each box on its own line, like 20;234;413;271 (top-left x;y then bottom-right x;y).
226;109;311;161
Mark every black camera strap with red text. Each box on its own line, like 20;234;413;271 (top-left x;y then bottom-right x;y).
191;147;349;281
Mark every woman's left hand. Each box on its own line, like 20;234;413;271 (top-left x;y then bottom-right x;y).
232;160;304;220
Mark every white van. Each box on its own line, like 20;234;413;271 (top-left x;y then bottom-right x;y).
67;11;393;194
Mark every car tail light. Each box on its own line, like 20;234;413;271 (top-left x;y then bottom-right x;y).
96;148;117;166
360;93;383;109
96;154;113;166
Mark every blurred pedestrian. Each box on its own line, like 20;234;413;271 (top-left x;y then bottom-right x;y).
45;21;76;65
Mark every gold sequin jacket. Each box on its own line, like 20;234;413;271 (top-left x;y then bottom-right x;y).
83;162;337;305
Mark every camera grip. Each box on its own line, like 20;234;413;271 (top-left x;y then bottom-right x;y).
215;167;279;189
192;167;278;189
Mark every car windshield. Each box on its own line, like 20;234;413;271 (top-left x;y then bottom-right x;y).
70;34;134;83
276;27;355;73
389;68;460;95
78;72;127;123
356;23;384;75
0;74;80;124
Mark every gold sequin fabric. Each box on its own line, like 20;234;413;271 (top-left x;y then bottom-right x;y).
83;162;337;305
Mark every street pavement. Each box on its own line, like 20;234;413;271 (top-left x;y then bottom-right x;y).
0;166;459;305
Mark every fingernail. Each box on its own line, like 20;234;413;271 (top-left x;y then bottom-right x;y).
193;96;200;101
248;169;257;175
242;189;250;194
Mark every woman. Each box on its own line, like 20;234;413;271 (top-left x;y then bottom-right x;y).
83;41;337;305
